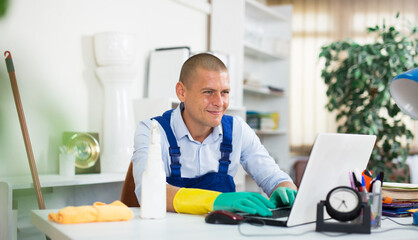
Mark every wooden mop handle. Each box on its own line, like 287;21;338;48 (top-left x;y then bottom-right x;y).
4;51;45;209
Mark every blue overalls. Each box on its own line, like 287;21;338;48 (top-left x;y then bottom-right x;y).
152;109;236;193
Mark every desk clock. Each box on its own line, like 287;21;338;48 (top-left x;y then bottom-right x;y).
325;186;362;222
316;186;371;234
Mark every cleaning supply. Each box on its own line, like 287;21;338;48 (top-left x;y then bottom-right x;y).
94;201;134;222
48;206;97;224
140;120;166;219
48;200;133;224
173;188;274;216
173;188;221;214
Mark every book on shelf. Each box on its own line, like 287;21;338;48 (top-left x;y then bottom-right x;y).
246;111;279;130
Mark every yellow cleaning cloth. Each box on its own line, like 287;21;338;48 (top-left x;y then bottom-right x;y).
48;200;133;224
48;206;97;224
94;201;134;222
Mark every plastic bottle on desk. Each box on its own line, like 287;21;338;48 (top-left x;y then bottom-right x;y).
140;120;166;219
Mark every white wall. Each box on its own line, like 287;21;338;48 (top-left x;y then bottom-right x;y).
0;0;209;176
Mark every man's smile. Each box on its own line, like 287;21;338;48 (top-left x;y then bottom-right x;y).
207;110;223;115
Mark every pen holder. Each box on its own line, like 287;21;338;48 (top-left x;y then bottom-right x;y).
59;153;75;176
361;191;382;228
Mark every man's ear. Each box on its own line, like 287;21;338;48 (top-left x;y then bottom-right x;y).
176;81;186;102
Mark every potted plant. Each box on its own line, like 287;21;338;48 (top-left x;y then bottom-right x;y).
0;0;8;18
319;14;416;182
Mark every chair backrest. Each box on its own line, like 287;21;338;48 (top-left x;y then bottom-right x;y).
293;159;307;188
120;162;140;207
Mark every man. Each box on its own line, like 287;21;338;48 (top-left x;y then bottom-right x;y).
132;53;297;216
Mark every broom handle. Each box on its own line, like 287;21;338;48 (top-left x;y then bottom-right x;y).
4;51;45;209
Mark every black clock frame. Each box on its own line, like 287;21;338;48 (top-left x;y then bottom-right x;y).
316;200;371;234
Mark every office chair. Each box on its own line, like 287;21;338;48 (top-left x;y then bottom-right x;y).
120;162;140;207
293;159;307;188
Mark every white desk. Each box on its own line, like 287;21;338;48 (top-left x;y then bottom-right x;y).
31;208;418;240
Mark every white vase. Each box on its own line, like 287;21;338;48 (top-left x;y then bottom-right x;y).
93;32;137;173
94;32;136;66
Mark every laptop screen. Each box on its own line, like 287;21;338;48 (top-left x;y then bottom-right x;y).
286;133;376;226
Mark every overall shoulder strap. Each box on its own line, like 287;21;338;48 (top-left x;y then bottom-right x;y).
152;109;181;177
218;115;233;174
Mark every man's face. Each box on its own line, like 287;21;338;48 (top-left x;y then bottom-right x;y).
177;67;230;130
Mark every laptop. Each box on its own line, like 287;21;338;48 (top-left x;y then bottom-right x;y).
240;133;376;227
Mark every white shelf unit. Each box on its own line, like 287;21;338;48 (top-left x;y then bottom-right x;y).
245;0;287;22
211;0;293;180
244;41;288;60
2;173;125;190
243;84;286;97
255;129;287;135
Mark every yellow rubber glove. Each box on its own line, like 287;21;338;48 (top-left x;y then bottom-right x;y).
173;188;221;214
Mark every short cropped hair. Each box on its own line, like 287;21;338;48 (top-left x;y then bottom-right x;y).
179;53;228;88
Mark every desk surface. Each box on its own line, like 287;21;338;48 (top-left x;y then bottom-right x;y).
31;208;417;240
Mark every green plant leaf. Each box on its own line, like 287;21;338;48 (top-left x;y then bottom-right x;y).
0;0;8;18
318;13;415;182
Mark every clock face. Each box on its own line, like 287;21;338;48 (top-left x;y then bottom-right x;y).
325;186;362;222
328;188;360;212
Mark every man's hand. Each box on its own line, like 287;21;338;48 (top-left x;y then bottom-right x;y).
269;187;297;207
213;192;275;216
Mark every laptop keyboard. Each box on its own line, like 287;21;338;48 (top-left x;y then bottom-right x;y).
238;207;292;226
243;207;291;219
270;207;291;219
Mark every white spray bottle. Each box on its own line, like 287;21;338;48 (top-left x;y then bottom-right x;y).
140;120;166;219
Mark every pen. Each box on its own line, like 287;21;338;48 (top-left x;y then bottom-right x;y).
353;168;363;190
370;171;384;192
361;175;370;204
371;180;382;223
362;170;372;192
352;172;362;191
378;171;384;182
361;175;368;194
372;180;381;198
349;171;356;189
